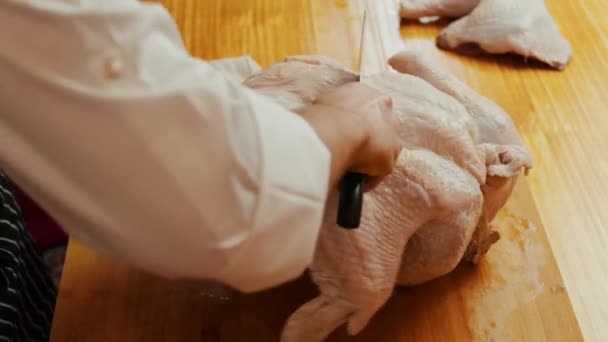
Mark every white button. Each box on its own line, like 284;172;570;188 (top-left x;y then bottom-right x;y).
104;55;124;79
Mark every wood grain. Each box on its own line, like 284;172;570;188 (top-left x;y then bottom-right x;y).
49;0;604;341
393;1;608;341
49;182;581;342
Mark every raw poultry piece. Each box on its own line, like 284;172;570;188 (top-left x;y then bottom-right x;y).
399;0;480;19
242;51;532;342
399;0;572;70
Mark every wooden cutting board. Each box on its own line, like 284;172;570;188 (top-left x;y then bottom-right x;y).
49;0;585;341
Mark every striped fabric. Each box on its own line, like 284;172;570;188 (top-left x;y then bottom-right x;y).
0;172;56;341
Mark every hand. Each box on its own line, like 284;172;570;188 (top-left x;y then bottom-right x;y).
297;82;402;192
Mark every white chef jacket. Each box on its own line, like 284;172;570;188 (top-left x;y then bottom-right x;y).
0;0;331;293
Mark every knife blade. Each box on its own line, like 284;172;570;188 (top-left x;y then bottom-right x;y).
337;10;368;229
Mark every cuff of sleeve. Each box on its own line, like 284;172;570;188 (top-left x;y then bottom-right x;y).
207;55;262;83
219;96;331;293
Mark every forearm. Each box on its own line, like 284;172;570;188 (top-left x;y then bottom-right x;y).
0;0;331;293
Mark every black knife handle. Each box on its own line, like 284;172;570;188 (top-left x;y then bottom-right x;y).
337;172;365;229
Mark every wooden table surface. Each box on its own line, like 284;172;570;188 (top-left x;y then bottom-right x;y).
49;0;607;341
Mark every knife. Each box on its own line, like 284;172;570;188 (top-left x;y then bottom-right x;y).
337;10;368;229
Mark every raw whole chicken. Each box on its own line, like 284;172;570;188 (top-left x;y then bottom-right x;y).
399;0;572;70
241;50;532;341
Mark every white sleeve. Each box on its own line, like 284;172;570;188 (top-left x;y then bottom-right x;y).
0;0;330;293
